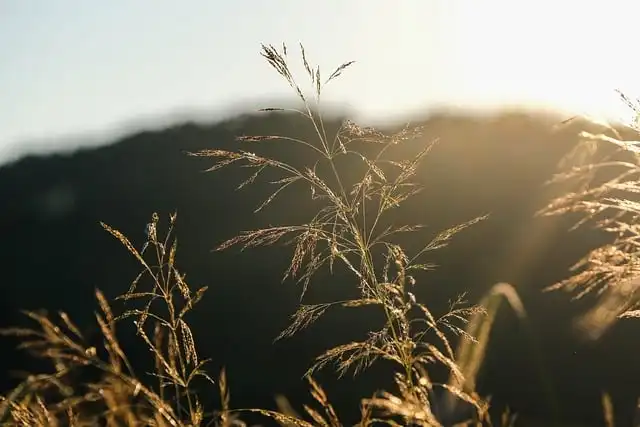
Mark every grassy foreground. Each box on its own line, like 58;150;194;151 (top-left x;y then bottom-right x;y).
1;44;639;426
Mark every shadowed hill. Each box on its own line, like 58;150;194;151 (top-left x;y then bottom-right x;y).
0;109;635;425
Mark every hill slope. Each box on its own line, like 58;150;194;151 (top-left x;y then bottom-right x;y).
0;109;633;425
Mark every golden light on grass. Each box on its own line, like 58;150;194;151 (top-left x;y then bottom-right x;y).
539;93;640;343
4;38;639;426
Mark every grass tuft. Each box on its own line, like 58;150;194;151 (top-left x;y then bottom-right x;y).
1;42;597;427
0;213;217;426
193;42;493;426
538;92;640;341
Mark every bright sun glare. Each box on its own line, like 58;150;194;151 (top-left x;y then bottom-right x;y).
443;1;638;123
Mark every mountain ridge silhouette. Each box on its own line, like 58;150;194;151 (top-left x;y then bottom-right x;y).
0;106;635;425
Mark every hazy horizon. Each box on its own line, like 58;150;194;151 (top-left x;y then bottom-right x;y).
1;1;638;165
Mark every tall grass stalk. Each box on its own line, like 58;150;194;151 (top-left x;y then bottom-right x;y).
0;213;228;426
191;43;490;426
0;43;522;427
538;92;640;340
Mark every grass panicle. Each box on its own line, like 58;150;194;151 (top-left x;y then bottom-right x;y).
0;42;593;427
0;213;220;426
539;91;640;340
193;43;493;426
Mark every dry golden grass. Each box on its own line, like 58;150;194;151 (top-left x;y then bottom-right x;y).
526;91;640;426
190;43;500;426
1;42;607;427
0;212;227;426
538;91;640;341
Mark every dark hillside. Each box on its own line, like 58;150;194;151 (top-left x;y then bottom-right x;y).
0;109;634;425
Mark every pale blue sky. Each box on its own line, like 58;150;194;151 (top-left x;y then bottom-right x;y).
1;1;637;165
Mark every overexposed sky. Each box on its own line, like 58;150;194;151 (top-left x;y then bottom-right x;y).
0;1;637;164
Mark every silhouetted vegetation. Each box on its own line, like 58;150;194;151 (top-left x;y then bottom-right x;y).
1;44;639;426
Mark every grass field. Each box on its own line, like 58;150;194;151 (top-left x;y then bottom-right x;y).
1;43;639;427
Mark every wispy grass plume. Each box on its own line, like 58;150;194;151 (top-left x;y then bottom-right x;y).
539;91;640;340
0;213;218;426
193;42;490;426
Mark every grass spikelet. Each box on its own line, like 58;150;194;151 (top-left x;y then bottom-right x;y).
539;91;640;338
1;42;512;427
0;213;214;426
197;42;489;426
